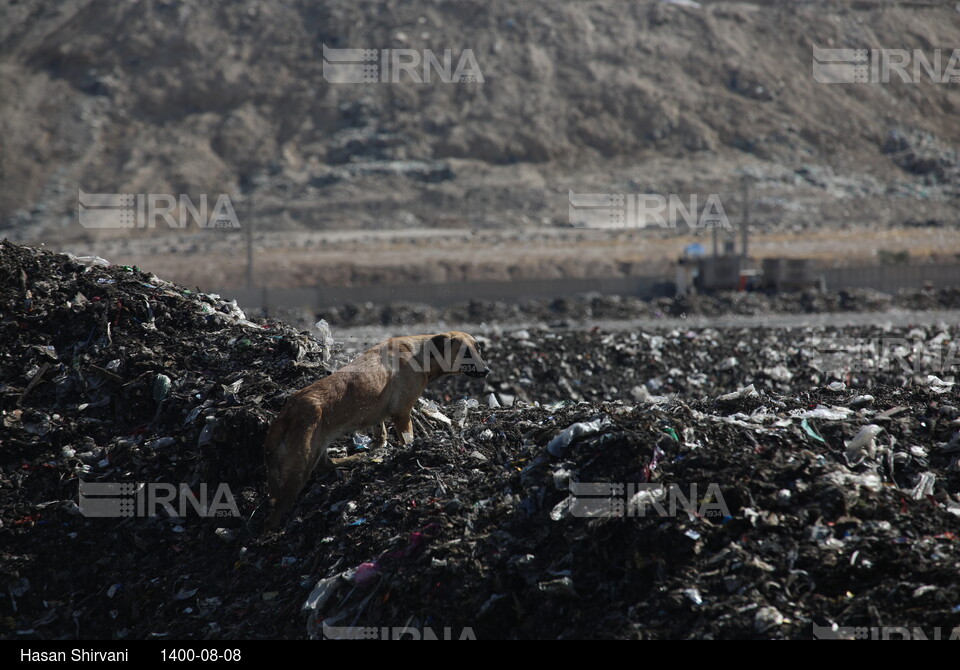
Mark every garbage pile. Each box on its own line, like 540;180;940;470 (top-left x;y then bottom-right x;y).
436;323;960;409
2;241;960;639
314;287;960;328
0;241;331;488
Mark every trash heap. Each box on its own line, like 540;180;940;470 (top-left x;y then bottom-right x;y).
0;241;331;489
447;324;960;407
2;240;960;640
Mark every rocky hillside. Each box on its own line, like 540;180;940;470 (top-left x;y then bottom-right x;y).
2;0;959;244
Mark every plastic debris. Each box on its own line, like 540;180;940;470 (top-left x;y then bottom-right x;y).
303;573;346;612
909;472;936;500
801;418;826;443
794;405;852;420
717;384;758;402
754;607;784;633
683;588;703;606
418;398;452;426
845;424;884;466
174;587;198;600
352;562;380;585
69;255;110;267
924;375;955;394
152;374;172;403
848;394;875;408
546;417;611;456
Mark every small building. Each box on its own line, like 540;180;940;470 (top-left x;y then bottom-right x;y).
760;258;818;292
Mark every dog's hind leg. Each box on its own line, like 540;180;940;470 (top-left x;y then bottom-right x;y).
370;422;388;451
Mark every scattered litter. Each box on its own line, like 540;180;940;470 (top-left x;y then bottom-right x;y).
418;398;452;426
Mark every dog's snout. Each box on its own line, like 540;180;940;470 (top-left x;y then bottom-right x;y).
460;363;489;377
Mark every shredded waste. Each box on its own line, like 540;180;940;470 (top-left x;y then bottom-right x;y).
2;241;960;639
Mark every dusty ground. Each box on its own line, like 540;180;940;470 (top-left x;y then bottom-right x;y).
35;224;960;290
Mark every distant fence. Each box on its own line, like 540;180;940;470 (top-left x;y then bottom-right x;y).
217;262;960;313
822;262;960;293
220;276;675;312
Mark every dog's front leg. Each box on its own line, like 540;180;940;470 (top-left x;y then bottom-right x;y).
393;413;414;445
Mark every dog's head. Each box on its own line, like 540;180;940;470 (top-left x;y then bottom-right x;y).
425;331;489;379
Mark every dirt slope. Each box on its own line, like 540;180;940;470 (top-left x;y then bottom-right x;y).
1;0;958;249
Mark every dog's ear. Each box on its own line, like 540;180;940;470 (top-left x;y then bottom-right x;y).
430;333;449;352
424;334;449;370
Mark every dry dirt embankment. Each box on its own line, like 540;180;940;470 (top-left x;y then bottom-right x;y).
1;0;958;289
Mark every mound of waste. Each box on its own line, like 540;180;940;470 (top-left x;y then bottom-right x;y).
441;322;960;407
2;241;960;640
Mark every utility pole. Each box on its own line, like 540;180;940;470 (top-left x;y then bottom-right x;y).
245;200;254;290
741;176;750;258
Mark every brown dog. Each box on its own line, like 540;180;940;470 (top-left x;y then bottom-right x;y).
263;330;488;531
